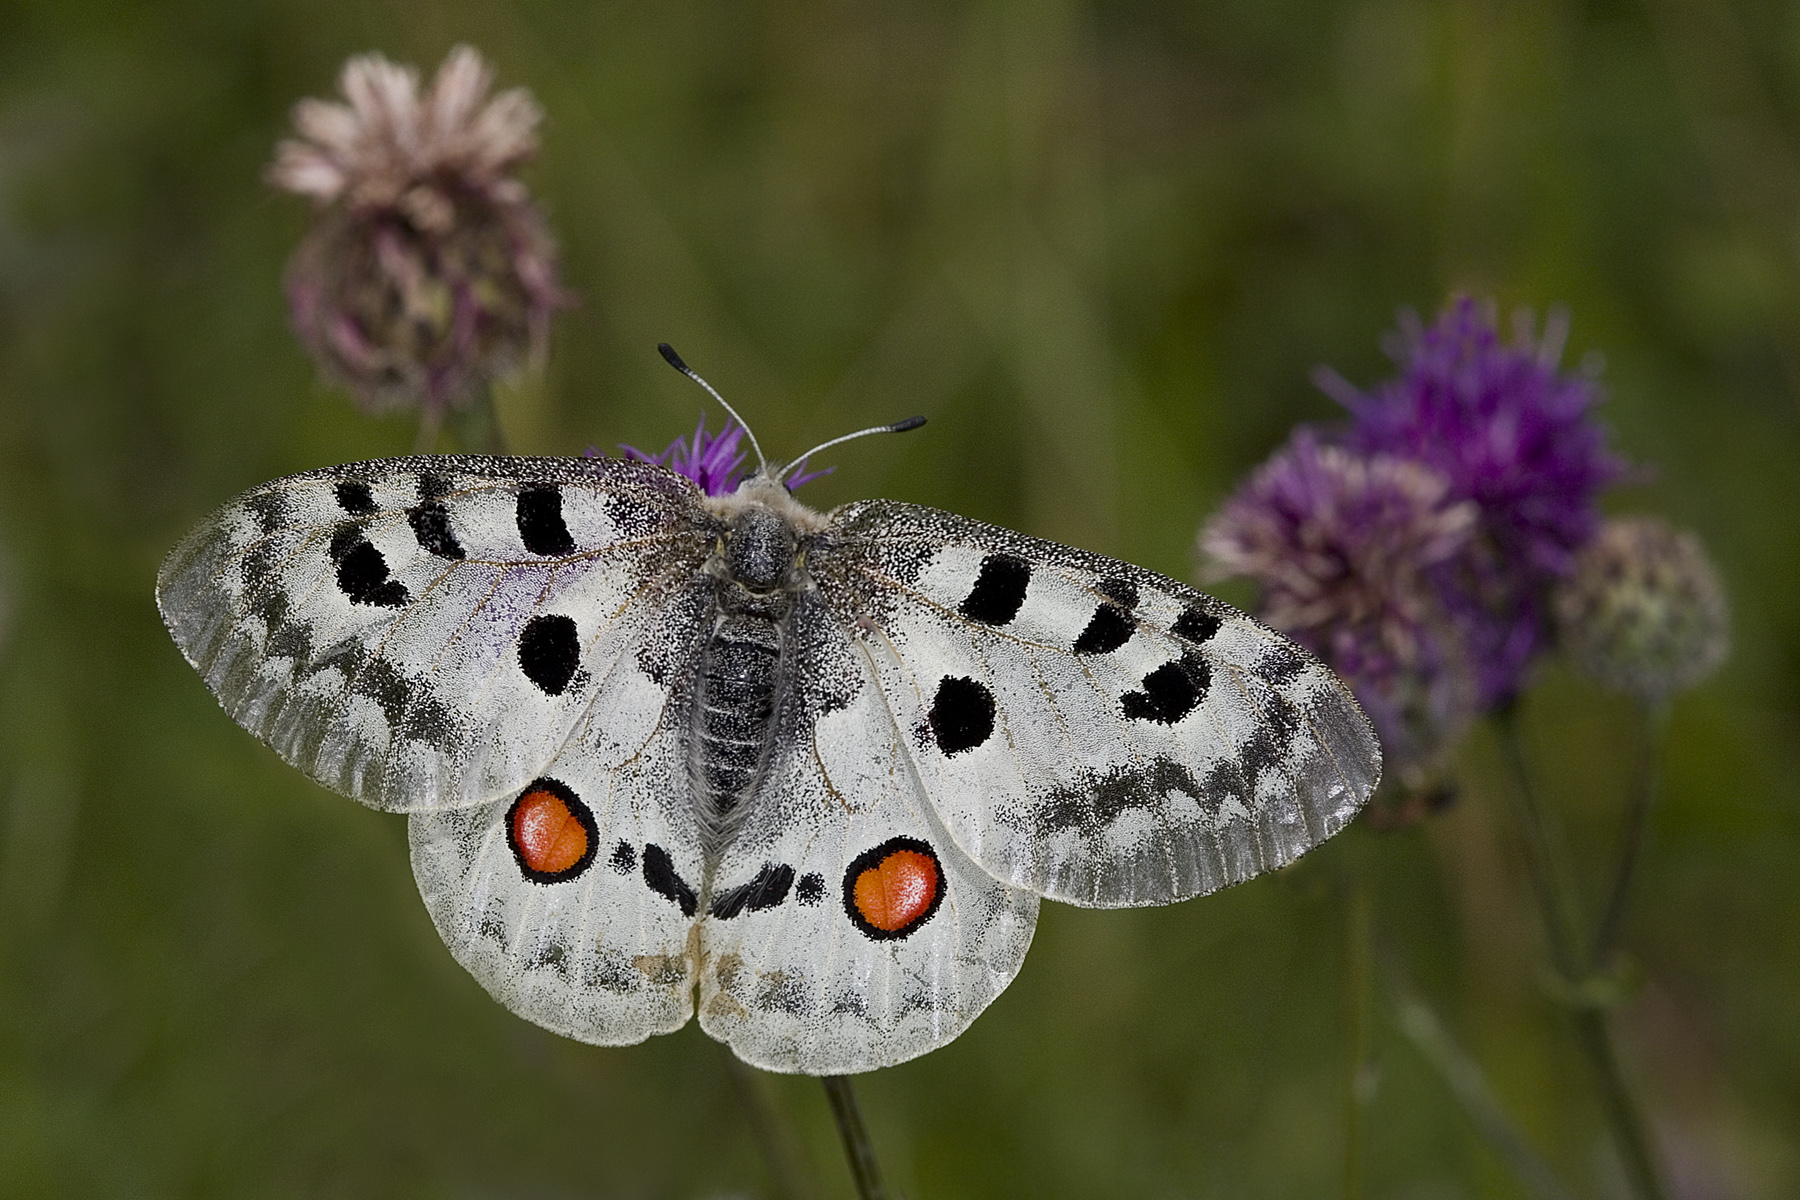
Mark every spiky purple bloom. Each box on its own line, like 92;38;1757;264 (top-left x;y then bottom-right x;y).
622;416;750;497
1201;431;1479;778
621;417;833;497
1316;298;1625;706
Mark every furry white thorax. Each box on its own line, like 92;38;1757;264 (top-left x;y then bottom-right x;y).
700;471;831;535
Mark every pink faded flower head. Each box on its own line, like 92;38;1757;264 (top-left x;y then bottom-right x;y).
1201;430;1480;782
269;46;569;415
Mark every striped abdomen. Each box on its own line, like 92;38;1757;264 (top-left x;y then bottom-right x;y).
691;612;784;845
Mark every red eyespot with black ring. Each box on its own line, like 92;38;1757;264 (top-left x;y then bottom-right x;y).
842;837;944;940
507;778;597;884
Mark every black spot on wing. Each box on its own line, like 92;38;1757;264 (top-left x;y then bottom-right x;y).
416;472;453;500
517;485;576;556
518;614;580;695
1096;577;1138;608
245;491;293;534
525;941;571;977
328;524;363;564
351;656;412;723
1256;640;1308;685
407;500;465;559
1073;602;1136;655
1173;605;1222;644
1121;653;1210;724
795;873;825;905
399;691;458;744
333;534;409;608
709;863;797;919
959;554;1031;625
609;841;636;874
929;675;995;755
334;480;376;515
642;843;697;917
264;617;312;663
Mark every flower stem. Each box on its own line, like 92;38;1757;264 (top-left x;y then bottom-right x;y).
1591;703;1669;970
1494;708;1668;1200
1342;847;1374;1200
1381;951;1580;1200
821;1075;890;1200
450;384;508;455
723;1052;818;1200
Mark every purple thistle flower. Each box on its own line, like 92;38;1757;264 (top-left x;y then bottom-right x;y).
1201;430;1479;781
622;415;750;497
621;416;834;497
1316;298;1625;707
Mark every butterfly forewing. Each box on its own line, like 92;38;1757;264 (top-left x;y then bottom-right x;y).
810;499;1381;908
156;455;713;813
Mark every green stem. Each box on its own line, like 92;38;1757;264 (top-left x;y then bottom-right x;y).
1342;849;1373;1200
1591;703;1669;971
821;1075;890;1200
413;404;445;454
448;383;508;455
1494;707;1586;981
1494;708;1668;1200
723;1052;817;1200
1381;952;1580;1200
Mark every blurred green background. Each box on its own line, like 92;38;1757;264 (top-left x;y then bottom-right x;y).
2;0;1797;1196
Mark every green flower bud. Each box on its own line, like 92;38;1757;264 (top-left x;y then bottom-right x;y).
1554;516;1729;703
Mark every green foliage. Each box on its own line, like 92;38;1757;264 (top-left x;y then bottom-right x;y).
2;1;1797;1196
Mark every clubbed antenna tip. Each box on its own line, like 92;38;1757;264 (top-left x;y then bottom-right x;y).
654;342;767;472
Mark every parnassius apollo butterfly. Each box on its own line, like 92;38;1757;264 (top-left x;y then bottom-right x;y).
156;350;1381;1075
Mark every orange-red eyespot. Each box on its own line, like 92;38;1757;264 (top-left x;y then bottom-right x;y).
506;780;597;883
843;838;943;940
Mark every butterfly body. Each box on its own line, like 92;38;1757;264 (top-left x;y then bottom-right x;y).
158;452;1380;1073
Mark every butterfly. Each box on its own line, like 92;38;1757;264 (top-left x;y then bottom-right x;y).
156;346;1381;1075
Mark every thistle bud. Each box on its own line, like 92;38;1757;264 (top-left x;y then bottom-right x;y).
1554;516;1730;703
268;46;569;415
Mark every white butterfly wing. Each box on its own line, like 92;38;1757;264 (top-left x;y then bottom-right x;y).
408;657;710;1047
697;599;1039;1075
811;500;1381;908
156;455;713;812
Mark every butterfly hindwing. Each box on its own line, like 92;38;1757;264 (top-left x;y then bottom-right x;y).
156;455;713;812
408;688;707;1047
811;499;1380;908
696;598;1039;1075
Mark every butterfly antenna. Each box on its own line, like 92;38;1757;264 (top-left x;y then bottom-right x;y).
781;415;927;484
657;343;768;474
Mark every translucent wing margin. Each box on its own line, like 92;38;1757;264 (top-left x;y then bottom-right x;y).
808;499;1382;908
156;454;714;813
